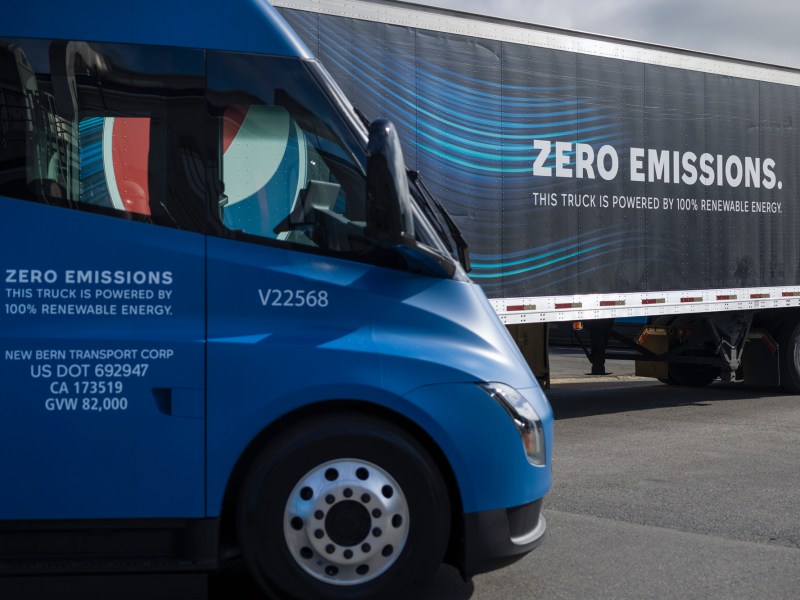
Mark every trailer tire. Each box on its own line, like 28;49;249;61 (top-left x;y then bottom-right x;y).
236;412;450;600
778;321;800;393
654;317;719;387
667;362;721;387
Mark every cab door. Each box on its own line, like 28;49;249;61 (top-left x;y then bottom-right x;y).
0;39;206;519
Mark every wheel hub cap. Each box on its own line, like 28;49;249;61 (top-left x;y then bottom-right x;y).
284;459;410;586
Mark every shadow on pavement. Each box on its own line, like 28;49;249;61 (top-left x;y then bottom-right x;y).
547;379;784;420
209;562;474;600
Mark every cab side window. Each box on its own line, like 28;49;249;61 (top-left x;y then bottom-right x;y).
207;51;373;255
219;103;307;238
0;38;206;231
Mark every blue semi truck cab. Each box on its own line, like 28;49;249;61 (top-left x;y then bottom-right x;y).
0;1;552;597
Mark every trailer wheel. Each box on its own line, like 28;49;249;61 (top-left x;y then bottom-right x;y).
667;362;721;387
236;412;450;600
661;317;720;387
778;321;800;393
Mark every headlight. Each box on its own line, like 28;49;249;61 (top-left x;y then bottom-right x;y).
478;382;546;466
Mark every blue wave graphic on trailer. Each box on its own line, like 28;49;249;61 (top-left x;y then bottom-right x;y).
282;9;661;297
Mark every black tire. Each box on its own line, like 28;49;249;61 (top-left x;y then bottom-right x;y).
778;320;800;393
667;362;721;387
659;317;720;387
236;412;450;600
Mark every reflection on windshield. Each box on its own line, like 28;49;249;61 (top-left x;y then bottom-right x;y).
220;104;307;238
210;53;373;255
208;52;458;278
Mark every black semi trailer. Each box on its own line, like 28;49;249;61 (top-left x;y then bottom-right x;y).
276;0;800;390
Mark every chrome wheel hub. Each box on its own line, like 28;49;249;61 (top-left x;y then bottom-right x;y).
284;459;410;585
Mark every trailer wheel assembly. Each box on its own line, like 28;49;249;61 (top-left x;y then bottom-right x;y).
236;412;450;599
778;321;800;393
659;317;720;387
667;361;721;387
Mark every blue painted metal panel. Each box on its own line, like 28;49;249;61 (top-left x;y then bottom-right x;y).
3;0;312;58
205;236;551;514
0;199;205;519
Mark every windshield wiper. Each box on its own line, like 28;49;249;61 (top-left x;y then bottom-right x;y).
353;106;371;130
408;171;471;272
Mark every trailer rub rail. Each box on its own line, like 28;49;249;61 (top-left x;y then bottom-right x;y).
492;287;800;324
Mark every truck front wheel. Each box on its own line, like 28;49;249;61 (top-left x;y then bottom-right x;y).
236;412;451;600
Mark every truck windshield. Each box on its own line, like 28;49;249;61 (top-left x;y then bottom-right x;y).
307;69;469;272
208;53;462;276
208;53;457;277
209;54;365;244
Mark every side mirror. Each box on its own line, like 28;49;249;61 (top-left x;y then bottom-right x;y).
366;119;415;244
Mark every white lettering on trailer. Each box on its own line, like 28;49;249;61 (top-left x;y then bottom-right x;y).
533;140;619;181
538;140;781;191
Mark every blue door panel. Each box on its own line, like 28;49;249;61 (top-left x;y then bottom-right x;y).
205;238;389;513
0;200;205;519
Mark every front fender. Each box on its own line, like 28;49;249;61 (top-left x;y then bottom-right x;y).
401;382;552;513
207;380;551;516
